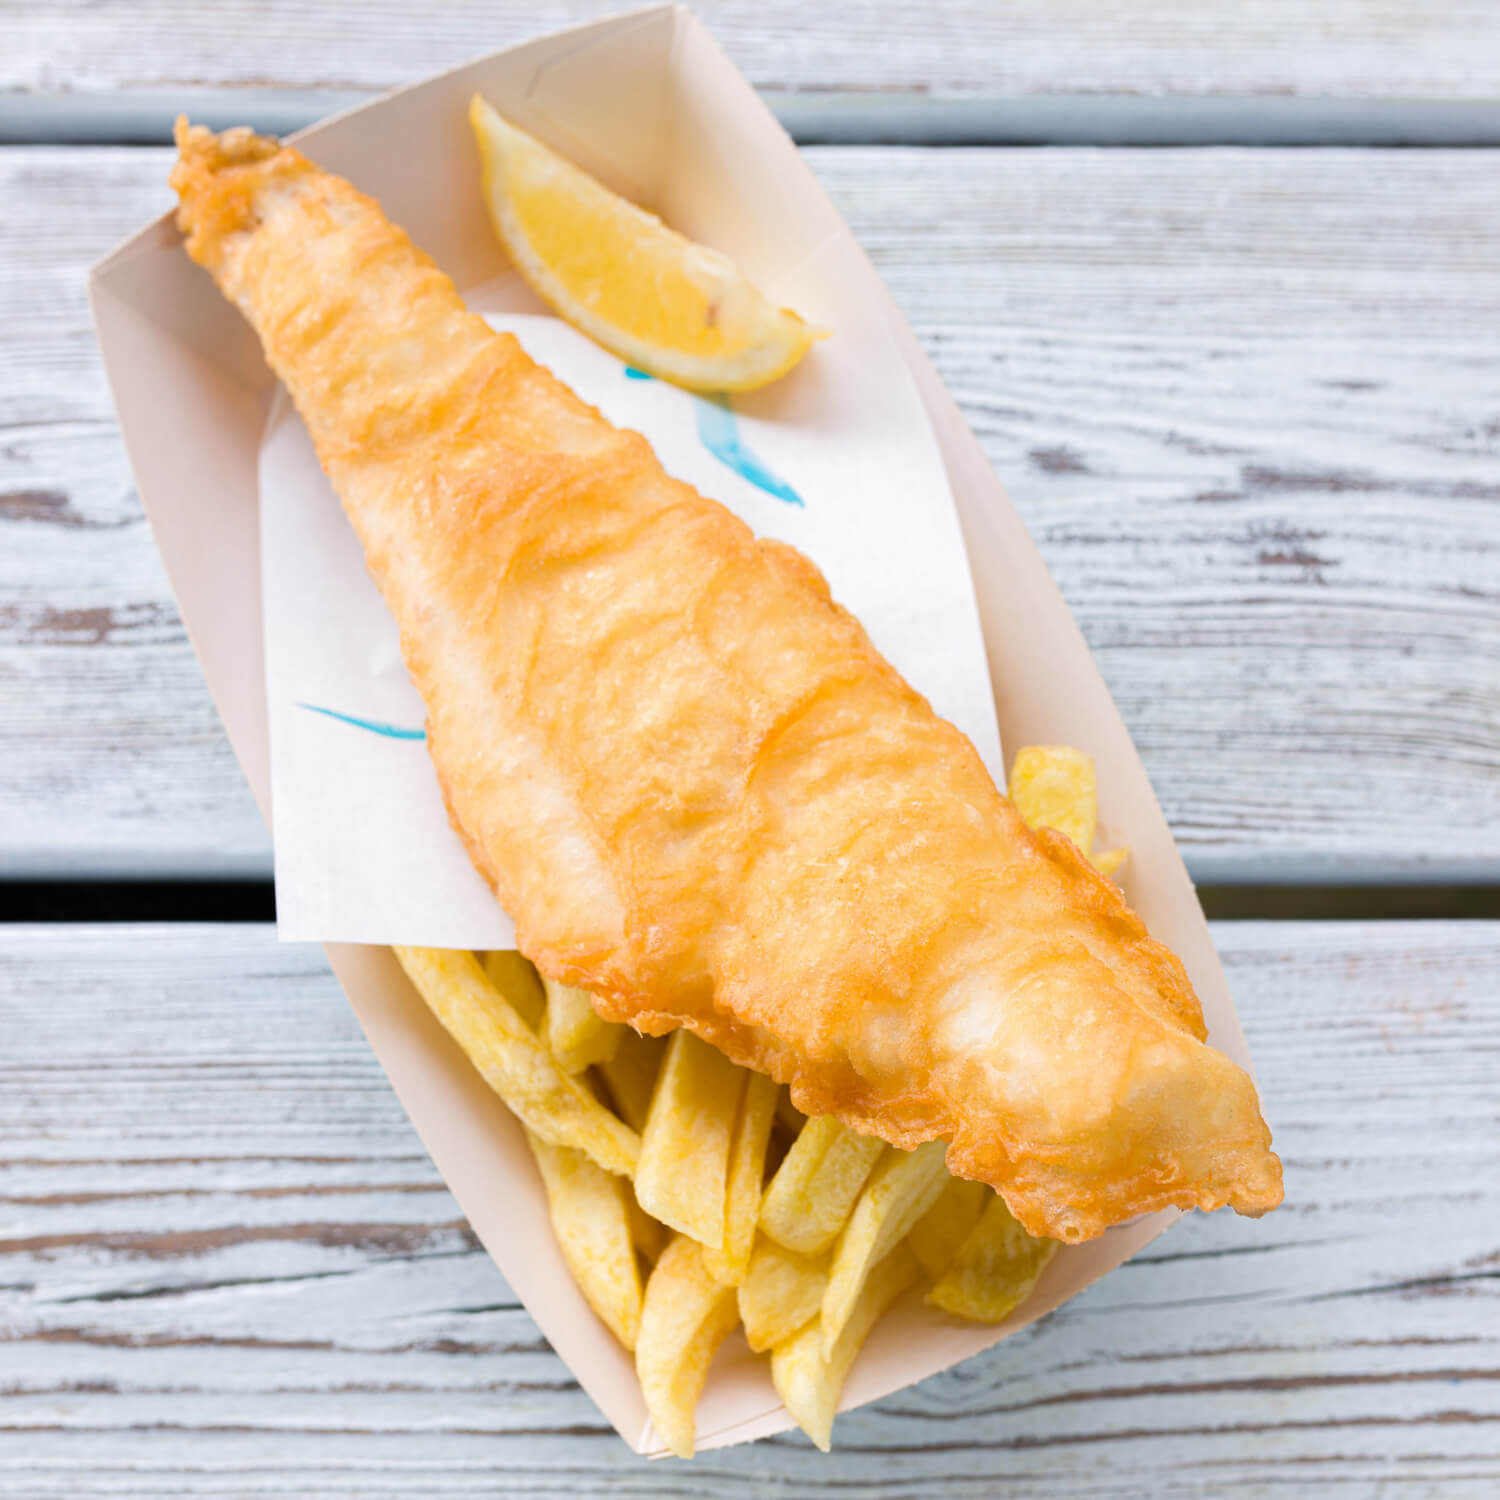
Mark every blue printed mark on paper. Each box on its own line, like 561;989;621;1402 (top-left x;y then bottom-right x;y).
694;393;803;507
299;702;426;740
622;364;803;506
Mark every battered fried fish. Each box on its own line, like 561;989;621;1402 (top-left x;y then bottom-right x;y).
172;120;1282;1242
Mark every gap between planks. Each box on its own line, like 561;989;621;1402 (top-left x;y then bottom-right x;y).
7;91;1500;148
3;881;1500;924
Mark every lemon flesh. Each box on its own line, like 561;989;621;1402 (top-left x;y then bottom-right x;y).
470;96;822;393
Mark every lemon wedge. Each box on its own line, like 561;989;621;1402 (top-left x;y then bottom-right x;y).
470;96;824;393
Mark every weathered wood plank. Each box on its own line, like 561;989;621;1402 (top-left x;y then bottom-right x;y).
10;1;1500;102
1;921;1497;1493
3;145;1499;878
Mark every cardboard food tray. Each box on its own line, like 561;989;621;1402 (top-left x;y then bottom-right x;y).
89;4;1260;1456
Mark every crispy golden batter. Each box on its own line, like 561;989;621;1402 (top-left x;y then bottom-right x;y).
172;121;1282;1242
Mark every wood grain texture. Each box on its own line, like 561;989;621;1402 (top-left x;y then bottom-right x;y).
0;150;268;874
2;146;1499;878
1;921;1497;1494
9;0;1500;101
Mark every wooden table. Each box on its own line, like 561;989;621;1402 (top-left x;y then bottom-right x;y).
2;5;1497;1493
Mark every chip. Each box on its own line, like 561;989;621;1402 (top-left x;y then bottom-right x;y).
821;1138;947;1353
543;975;624;1073
906;1175;989;1282
393;947;639;1177
1008;744;1097;854
595;1027;667;1134
704;1070;779;1287
627;1193;669;1265
1092;846;1129;879
525;1128;642;1350
480;949;546;1032
771;1243;920;1452
925;1194;1059;1324
636;1234;741;1459
759;1116;886;1256
738;1235;830;1353
634;1029;746;1250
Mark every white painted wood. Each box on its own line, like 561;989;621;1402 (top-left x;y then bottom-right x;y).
10;1;1500;101
3;146;1499;878
1;921;1496;1492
